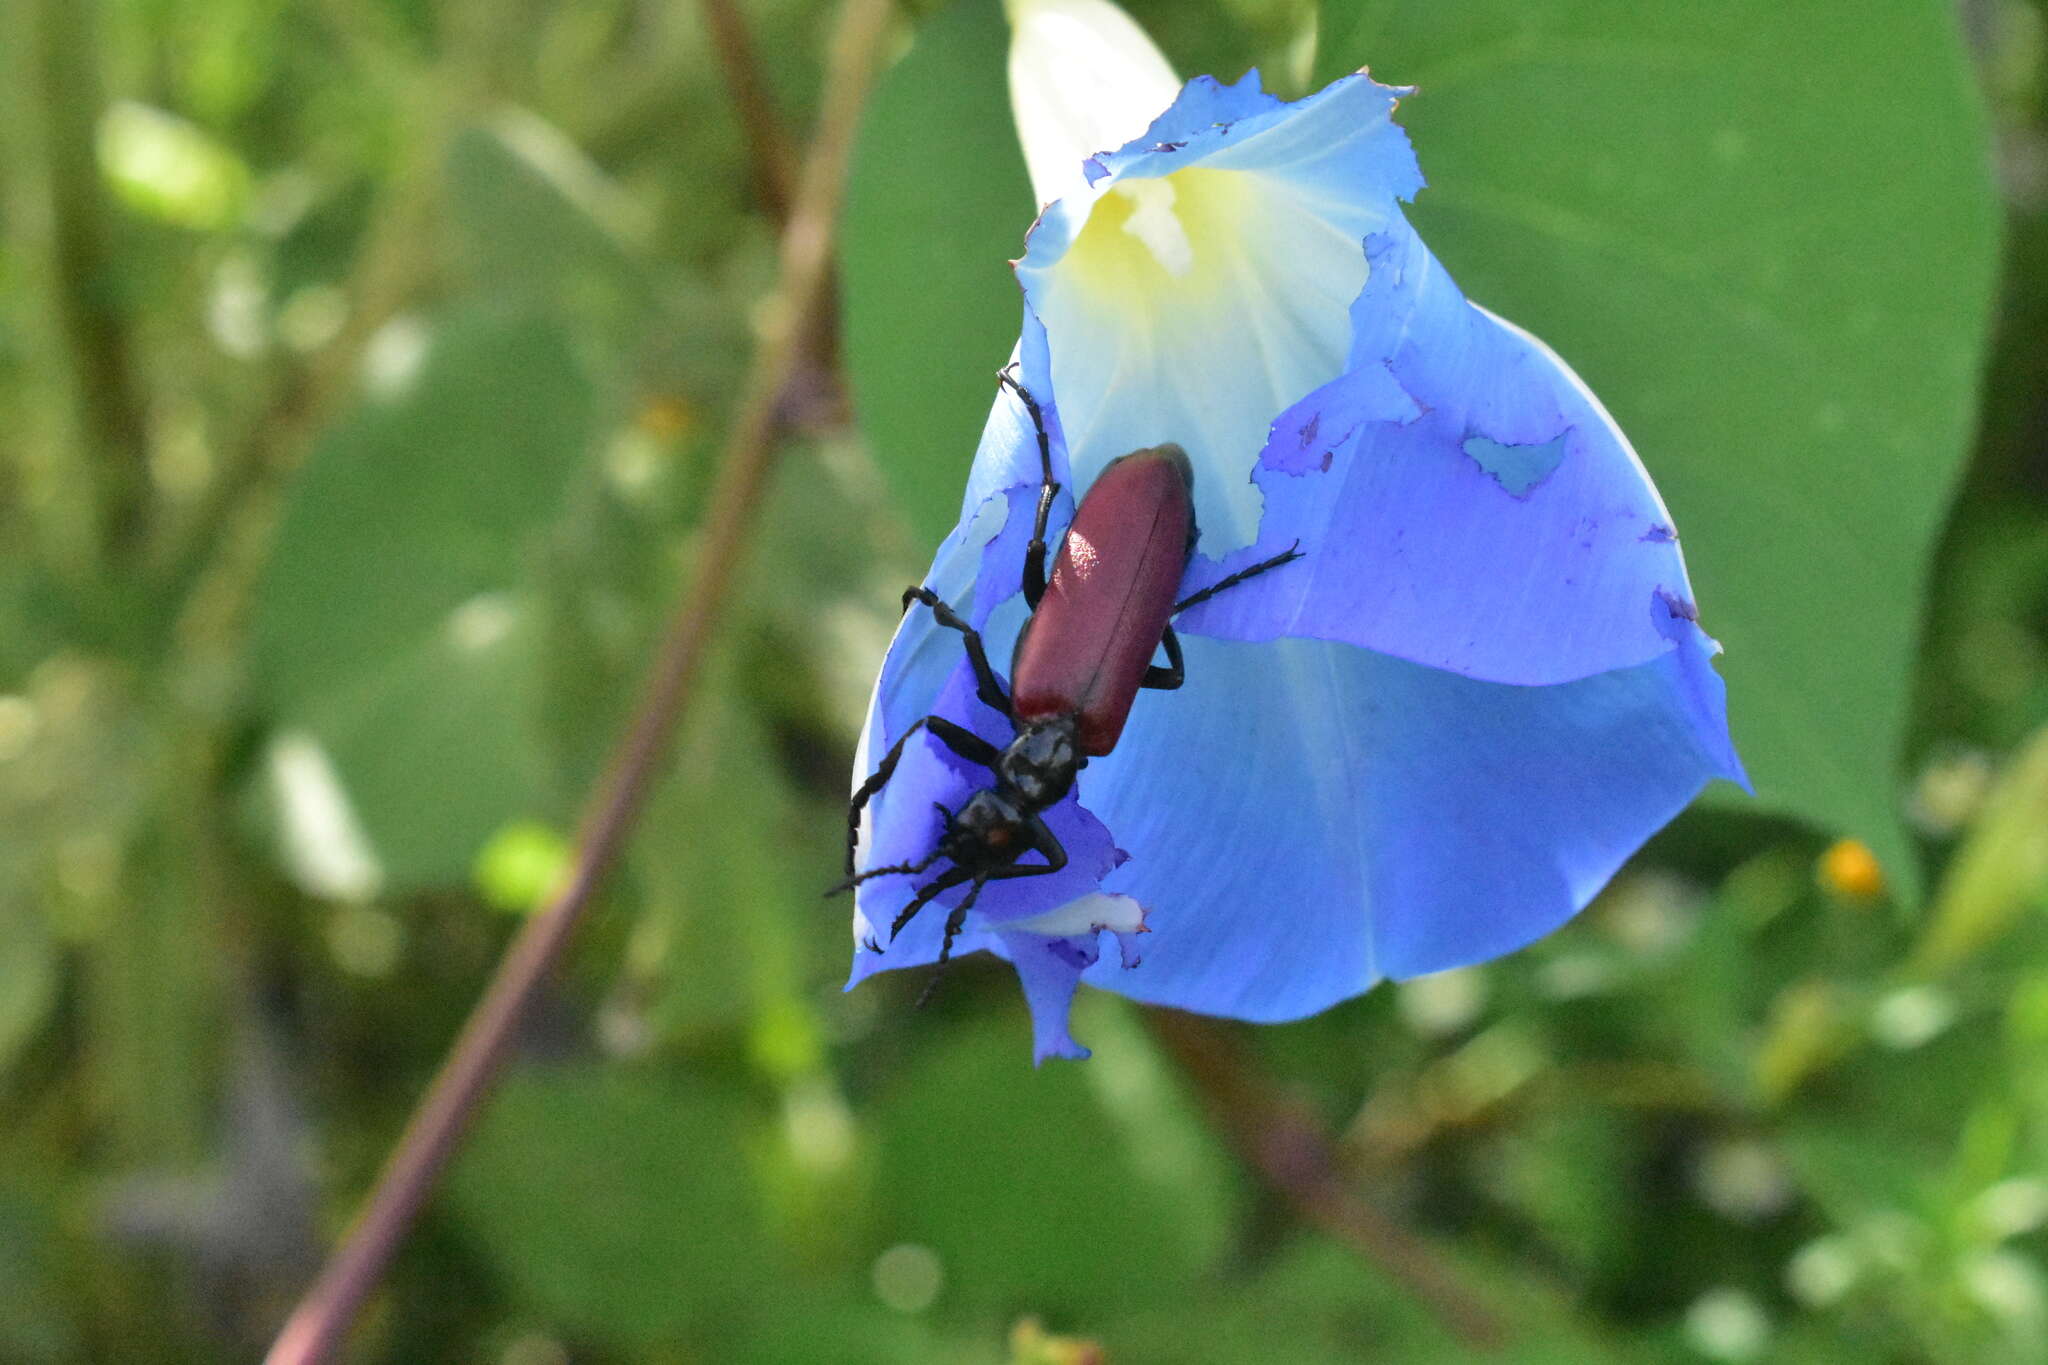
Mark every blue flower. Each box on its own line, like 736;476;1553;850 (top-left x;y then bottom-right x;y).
847;0;1745;1062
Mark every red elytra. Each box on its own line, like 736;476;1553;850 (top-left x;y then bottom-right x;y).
1009;443;1196;756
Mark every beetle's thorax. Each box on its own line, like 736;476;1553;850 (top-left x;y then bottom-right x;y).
996;715;1081;812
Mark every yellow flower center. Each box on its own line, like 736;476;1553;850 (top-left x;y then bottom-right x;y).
1039;164;1367;546
1065;168;1254;312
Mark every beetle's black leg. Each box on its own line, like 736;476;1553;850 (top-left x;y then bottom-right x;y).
915;874;992;1010
998;366;1060;610
915;823;1069;1007
889;864;975;941
924;715;1000;766
1171;540;1305;614
981;814;1069;881
843;716;930;878
935;876;988;969
903;586;1011;716
841;715;999;879
1025;813;1069;875
1141;625;1185;691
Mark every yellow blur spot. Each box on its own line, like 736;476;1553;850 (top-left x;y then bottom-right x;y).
1817;837;1885;903
636;394;697;442
1008;1317;1105;1365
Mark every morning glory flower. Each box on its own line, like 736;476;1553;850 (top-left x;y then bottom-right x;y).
847;0;1745;1062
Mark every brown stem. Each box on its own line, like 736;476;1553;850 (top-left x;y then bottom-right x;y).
261;2;897;1360
696;0;846;387
698;0;801;223
1144;1010;1508;1353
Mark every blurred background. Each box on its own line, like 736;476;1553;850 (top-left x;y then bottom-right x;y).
1;0;2043;1360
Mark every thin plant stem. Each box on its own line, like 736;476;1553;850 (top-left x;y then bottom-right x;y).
699;0;800;222
696;0;846;387
262;2;896;1359
1144;1009;1509;1353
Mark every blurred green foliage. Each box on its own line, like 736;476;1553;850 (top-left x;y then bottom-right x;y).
0;0;2044;1362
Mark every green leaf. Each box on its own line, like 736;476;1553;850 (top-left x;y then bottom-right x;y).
289;602;548;889
840;0;1034;544
1110;1235;1630;1364
449;1065;779;1346
871;1015;1239;1317
251;308;599;888
1780;1118;1939;1226
1481;1106;1636;1278
446;115;646;316
1315;0;2000;891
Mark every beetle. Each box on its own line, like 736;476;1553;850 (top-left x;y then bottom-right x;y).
835;370;1302;970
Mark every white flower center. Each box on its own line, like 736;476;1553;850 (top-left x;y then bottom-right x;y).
1115;178;1194;276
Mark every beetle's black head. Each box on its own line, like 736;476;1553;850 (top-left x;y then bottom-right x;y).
997;716;1081;812
940;788;1029;871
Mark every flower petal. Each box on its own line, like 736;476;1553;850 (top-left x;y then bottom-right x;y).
1066;625;1743;1018
1001;929;1102;1063
1015;72;1420;551
1006;0;1182;208
1176;228;1705;686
